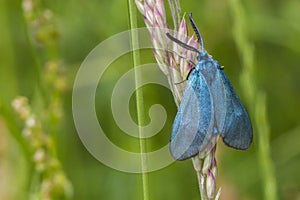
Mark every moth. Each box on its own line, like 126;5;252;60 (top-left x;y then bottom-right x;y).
167;13;253;161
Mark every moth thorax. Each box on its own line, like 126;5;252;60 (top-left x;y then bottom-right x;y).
198;60;217;84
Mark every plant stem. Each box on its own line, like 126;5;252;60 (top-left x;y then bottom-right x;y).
0;96;31;161
127;1;149;200
229;0;278;199
192;157;208;200
255;93;278;200
197;172;208;200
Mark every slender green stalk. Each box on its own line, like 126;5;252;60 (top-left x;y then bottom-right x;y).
21;15;49;106
255;93;278;200
229;0;278;199
0;96;31;161
127;1;149;200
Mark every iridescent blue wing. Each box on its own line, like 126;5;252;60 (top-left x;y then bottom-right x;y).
170;70;213;160
220;71;253;149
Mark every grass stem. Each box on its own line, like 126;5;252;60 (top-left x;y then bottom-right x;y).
229;0;278;199
127;1;149;200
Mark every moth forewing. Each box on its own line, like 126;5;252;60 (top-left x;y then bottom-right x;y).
197;59;227;136
170;69;214;160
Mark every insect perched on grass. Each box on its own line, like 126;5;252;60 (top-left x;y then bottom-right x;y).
167;13;253;161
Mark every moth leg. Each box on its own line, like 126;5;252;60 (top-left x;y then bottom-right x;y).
185;67;195;80
174;80;187;85
188;60;197;67
168;49;197;67
174;67;195;85
176;54;197;67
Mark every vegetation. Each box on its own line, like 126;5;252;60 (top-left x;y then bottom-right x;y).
0;0;300;199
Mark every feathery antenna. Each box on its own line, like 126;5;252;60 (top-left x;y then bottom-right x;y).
189;13;204;52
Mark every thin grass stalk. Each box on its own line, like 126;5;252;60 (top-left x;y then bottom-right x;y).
8;1;74;199
21;0;62;153
0;96;31;161
255;93;278;200
21;0;49;105
127;1;150;200
229;0;278;199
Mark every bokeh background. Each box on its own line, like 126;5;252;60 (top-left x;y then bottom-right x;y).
1;0;300;199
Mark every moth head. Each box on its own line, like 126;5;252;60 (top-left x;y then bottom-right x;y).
197;51;208;61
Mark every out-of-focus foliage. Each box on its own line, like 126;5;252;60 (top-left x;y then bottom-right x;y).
0;0;299;199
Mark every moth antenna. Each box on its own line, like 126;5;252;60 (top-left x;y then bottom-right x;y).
189;13;204;52
166;33;201;54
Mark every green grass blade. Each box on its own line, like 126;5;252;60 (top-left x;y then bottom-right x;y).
127;1;149;200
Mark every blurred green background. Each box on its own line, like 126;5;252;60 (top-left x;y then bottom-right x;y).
1;0;300;199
